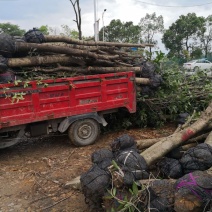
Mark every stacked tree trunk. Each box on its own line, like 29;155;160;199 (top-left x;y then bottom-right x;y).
0;29;154;84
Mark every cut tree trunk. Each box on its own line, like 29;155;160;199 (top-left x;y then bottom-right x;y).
44;35;154;48
135;78;150;85
7;55;85;67
16;65;142;75
15;42;120;60
137;132;209;150
205;130;212;146
141;102;212;166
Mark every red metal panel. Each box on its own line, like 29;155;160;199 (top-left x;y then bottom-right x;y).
0;71;136;129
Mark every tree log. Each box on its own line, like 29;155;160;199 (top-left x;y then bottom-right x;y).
205;130;212;146
89;59;115;67
135;78;150;85
114;61;133;67
15;42;120;61
36;66;141;74
48;44;129;57
141;102;212;166
7;55;85;67
137;132;209;150
44;35;154;48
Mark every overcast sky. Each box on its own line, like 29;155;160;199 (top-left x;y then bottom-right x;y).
0;0;212;52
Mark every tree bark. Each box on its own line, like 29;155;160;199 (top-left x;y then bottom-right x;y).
35;66;142;74
205;130;212;146
135;78;150;85
15;42;120;60
141;102;212;166
137;132;209;150
70;0;82;40
7;55;85;67
44;35;154;48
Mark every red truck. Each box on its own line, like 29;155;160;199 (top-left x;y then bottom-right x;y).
0;71;136;148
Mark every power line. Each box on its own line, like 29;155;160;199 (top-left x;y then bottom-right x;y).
134;0;212;7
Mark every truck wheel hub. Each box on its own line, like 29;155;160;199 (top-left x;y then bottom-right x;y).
78;125;92;139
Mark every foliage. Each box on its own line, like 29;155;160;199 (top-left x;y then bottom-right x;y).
38;25;49;35
162;13;205;58
190;47;203;59
105;161;143;212
0;22;25;36
139;12;164;54
107;182;142;212
60;24;79;38
103;54;211;131
198;15;212;58
136;58;212;126
99;19;141;43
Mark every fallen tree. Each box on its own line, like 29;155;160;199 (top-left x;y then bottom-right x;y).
141;101;212;165
137;128;211;150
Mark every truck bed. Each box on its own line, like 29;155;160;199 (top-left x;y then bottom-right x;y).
0;71;136;129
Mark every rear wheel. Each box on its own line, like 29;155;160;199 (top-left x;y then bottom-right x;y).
68;119;100;146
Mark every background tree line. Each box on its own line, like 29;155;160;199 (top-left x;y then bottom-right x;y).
0;12;211;62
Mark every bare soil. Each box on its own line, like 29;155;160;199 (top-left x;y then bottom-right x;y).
0;125;175;211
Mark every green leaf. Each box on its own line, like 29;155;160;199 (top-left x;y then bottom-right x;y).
14;80;22;86
132;182;138;195
129;188;134;195
112;187;117;196
111;160;119;170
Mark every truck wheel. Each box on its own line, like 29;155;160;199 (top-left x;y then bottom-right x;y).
68;119;100;146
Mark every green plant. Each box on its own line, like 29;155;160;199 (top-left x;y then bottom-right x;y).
107;182;142;212
11;92;26;103
105;161;144;212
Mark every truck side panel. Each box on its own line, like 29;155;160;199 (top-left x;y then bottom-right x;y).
0;71;136;129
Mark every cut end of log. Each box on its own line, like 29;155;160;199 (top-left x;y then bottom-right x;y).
63;176;81;190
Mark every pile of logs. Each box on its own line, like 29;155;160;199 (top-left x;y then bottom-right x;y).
68;102;212;212
0;29;154;85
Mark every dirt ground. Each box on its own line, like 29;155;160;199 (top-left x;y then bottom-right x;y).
0;125;175;212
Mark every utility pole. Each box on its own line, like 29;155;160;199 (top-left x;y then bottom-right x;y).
94;0;99;41
102;9;106;42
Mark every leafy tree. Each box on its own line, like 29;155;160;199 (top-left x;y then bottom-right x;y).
0;22;25;36
198;15;212;58
162;13;205;58
190;47;203;59
139;12;164;53
38;25;49;35
60;24;79;39
99;19;141;43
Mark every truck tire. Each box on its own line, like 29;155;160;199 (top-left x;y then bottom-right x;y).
68;119;100;146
